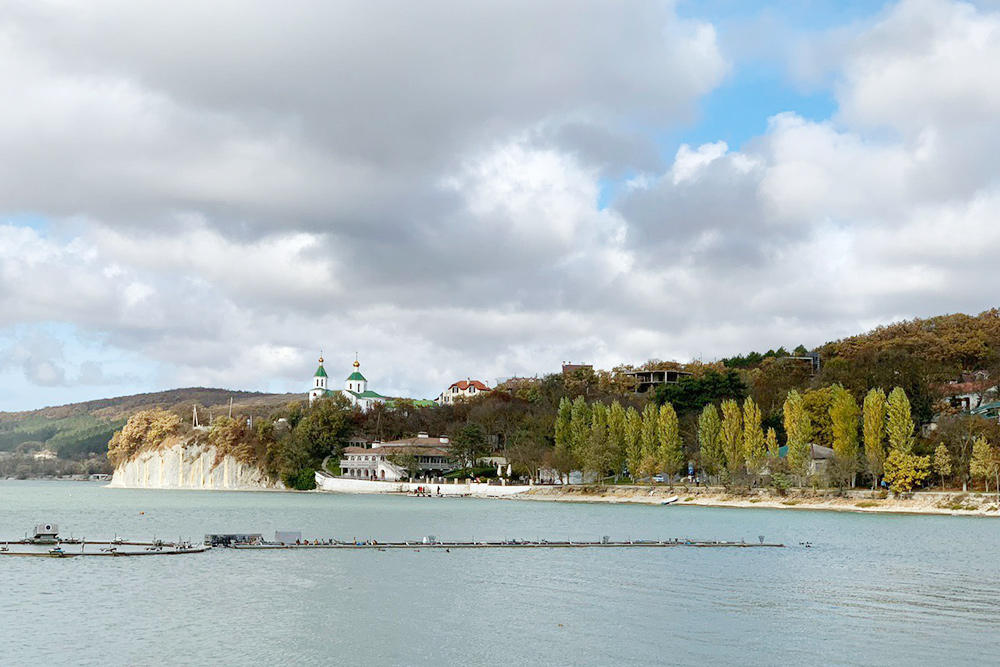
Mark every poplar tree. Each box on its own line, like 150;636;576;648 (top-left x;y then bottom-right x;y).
569;396;592;464
640;402;660;479
970;436;999;498
742;398;766;476
830;385;860;486
720;399;743;479
698;404;724;480
625;406;643;482
783;390;812;482
657;401;684;479
585;402;610;483
886;387;914;454
765;428;779;459
607;401;628;482
862;388;888;489
553;397;574;483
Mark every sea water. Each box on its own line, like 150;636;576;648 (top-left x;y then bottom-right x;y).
1;480;998;666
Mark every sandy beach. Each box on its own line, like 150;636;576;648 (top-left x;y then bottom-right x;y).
518;485;1000;517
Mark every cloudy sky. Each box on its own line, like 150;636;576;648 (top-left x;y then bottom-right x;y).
2;0;1000;411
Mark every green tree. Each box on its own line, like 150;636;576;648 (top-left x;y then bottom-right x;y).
607;401;628;481
625;407;643;482
862;388;888;489
450;423;489;469
654;370;747;415
802;387;835;449
933;443;952;489
569;396;592;468
720;399;743;479
553;397;574;483
657;402;684;479
829;385;860;487
640;402;660;479
583;402;610;482
883;449;930;494
887;387;914;454
697;404;724;480
742;398;766;476
783;390;812;482
387;450;421;480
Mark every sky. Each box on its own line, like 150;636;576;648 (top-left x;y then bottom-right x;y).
3;0;1000;411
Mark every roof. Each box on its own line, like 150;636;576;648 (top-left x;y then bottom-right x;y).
346;371;367;382
448;379;491;392
314;365;328;378
777;444;835;460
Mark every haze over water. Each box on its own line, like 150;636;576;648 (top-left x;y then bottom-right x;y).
2;481;998;666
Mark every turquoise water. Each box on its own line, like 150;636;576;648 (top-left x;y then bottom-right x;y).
2;480;998;666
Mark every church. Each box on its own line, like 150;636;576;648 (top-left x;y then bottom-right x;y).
309;356;388;411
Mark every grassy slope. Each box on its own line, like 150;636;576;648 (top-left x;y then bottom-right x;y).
0;388;303;458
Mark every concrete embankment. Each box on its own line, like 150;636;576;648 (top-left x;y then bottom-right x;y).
520;485;1000;517
314;472;530;497
110;442;281;490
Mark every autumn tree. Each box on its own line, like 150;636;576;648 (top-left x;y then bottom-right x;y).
742;398;766;477
862;388;888;489
783;390;812;483
886;387;915;454
698;404;724;481
829;385;860;487
933;443;952;489
607;401;628;481
625;407;643;482
639;402;660;480
720;399;743;480
970;436;1000;498
883;449;930;494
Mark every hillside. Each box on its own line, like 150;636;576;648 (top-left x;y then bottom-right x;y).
0;388;302;459
817;309;1000;371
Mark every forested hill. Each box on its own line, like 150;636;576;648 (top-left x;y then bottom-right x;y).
0;388;300;459
817;309;1000;371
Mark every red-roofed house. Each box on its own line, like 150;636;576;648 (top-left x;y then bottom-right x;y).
436;379;491;405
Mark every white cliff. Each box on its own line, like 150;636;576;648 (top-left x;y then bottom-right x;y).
110;440;281;490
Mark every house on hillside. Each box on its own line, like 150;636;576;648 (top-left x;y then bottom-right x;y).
777;444;834;475
436;379;491;405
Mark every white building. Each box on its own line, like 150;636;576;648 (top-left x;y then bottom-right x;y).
436;379;491;405
339;433;454;481
309;356;388;411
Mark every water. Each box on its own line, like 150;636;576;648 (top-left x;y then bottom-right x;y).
2;480;998;666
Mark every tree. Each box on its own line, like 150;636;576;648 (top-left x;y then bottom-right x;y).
450;423;488;469
883;449;930;494
802;387;835;449
639;402;660;480
862;388;888;489
107;408;183;466
657;402;684;479
387;450;421;480
720;399;743;479
569;396;592;469
886;387;914;454
654;370;747;415
783;390;812;482
607;401;628;481
933;443;952;489
553;397;574;483
765;428;779;459
970;436;1000;498
583;402;611;482
829;385;860;487
742;398;766;477
625;406;644;482
697;404;724;480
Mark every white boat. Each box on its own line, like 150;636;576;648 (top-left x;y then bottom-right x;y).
661;496;679;505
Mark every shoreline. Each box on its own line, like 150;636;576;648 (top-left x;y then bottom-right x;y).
515;485;1000;517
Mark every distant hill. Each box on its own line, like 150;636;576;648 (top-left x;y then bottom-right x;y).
0;388;303;459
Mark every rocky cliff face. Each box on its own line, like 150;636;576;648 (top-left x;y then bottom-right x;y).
110;440;280;490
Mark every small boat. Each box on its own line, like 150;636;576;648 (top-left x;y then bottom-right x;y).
661;496;679;505
48;547;68;557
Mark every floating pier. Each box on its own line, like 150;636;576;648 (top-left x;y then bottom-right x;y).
207;533;784;550
0;523;208;558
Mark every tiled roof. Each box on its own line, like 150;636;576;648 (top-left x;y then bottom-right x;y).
449;379;490;391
